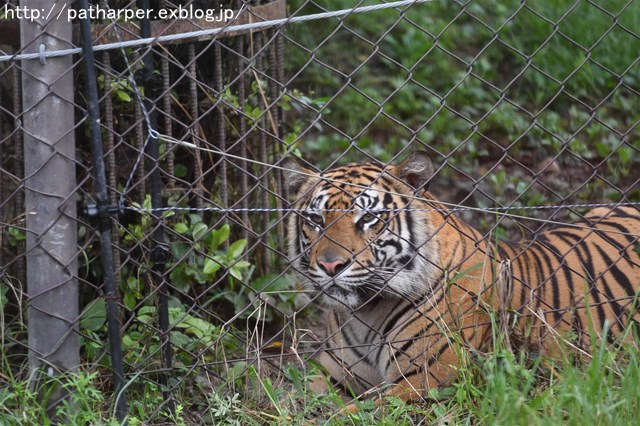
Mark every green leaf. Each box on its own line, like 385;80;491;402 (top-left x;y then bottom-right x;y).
227;239;247;261
185;263;208;285
251;274;276;292
285;365;304;394
143;194;152;210
170;331;192;349
116;90;131;103
448;262;484;285
209;224;231;251
8;227;25;241
203;258;222;275
188;214;203;225
81;299;107;331
174;223;189;234
123;292;136;310
618;146;633;164
171;242;191;259
192;268;209;285
192;223;208;241
122;334;135;348
0;286;8;312
138;305;156;316
251;274;294;293
170;265;192;293
127;276;140;291
229;267;243;280
176;315;217;340
174;164;188;178
258;375;279;407
284;132;298;145
224;361;247;384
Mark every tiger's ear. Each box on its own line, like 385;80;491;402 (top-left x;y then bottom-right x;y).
281;156;317;194
392;151;435;191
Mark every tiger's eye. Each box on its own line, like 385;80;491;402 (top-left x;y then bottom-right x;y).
307;213;324;226
359;212;378;225
362;213;375;222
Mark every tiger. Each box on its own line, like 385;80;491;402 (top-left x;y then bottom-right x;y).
282;151;640;405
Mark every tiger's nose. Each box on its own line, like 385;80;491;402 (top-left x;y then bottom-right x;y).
317;258;350;277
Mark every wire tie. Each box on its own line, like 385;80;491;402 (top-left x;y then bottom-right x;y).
83;202;125;218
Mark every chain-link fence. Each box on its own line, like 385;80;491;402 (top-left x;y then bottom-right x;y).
1;0;639;423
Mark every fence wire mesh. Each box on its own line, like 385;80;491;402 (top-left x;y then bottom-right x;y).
1;0;639;423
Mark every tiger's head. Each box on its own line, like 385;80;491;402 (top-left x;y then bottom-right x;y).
283;152;442;309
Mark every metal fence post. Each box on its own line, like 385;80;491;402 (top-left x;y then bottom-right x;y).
77;0;128;421
19;0;79;378
138;0;174;413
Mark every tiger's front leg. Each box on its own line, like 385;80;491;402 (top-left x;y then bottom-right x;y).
336;339;461;415
325;304;491;414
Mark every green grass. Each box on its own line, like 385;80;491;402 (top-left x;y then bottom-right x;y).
3;332;639;425
0;361;119;425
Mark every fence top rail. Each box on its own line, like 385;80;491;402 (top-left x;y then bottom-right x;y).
0;0;435;63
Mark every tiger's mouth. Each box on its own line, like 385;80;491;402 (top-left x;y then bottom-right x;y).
310;276;384;308
320;283;351;299
306;275;356;303
312;278;350;295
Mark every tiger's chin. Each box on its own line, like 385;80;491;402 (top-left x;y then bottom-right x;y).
311;279;388;310
310;280;363;309
321;289;363;309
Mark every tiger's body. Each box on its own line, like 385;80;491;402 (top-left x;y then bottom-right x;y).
283;152;640;401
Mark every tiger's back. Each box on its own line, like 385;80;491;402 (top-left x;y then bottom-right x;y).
501;205;640;349
284;152;640;402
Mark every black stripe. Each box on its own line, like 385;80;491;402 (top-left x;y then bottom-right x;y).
586;220;636;246
388;308;446;367
593;242;636;298
405;209;415;247
372;300;416;364
383;192;393;207
531;239;563;322
593;243;635;333
509;246;531;311
382;300;415;337
445;239;462;271
599;207;640;219
378;239;403;252
548;232;586;335
391;339;452;385
536;234;579;328
589;225;630;254
497;243;510;260
324;348;378;391
340;323;377;371
555;231;612;343
520;247;533;309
